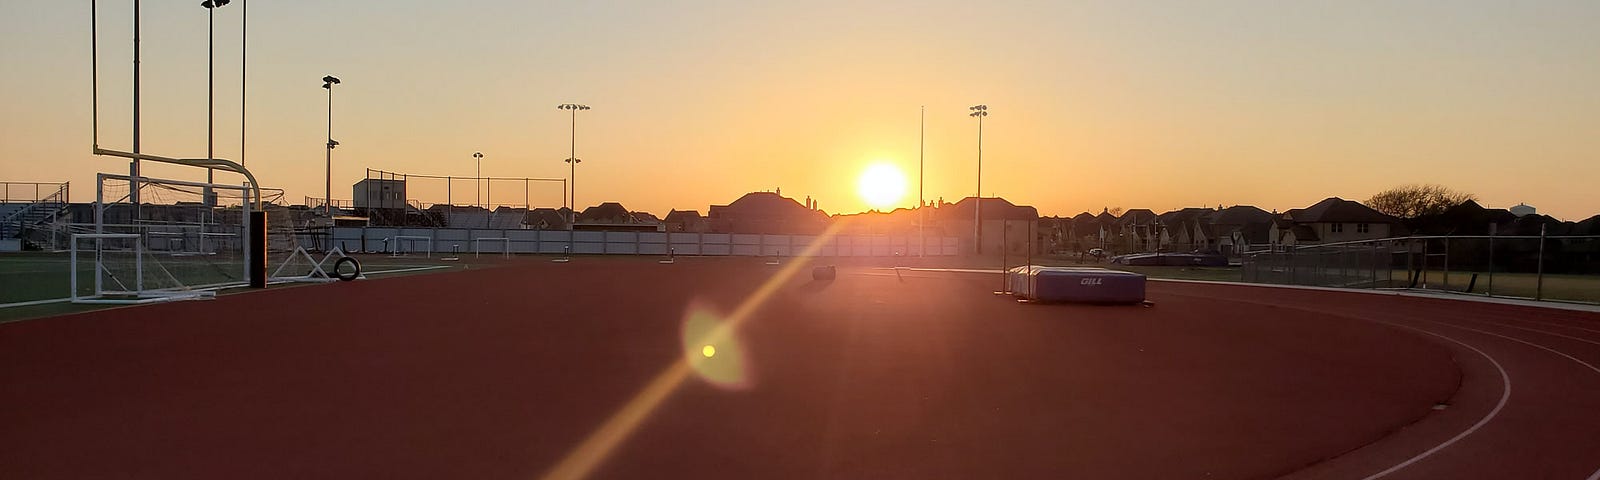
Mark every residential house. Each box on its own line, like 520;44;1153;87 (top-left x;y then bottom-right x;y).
576;202;633;224
1115;209;1159;252
1155;207;1217;251
706;191;830;234
1209;205;1276;255
575;202;662;231
1409;200;1516;236
523;207;571;230
934;197;1039;255
663;209;707;233
1271;197;1403;247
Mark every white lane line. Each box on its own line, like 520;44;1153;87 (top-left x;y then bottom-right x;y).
362;265;450;275
1160;291;1512;479
1497;316;1600;336
1418;319;1600;375
1450;316;1600;348
1417;318;1600;480
901;267;1004;274
1168;288;1599;479
1357;320;1512;480
0;298;73;309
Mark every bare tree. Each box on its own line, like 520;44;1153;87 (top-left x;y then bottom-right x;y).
1108;206;1125;216
1366;184;1476;219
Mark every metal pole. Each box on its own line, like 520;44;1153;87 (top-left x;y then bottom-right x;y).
569;107;577;224
240;0;246;167
324;84;333;217
974;113;983;254
1421;240;1429;288
1368;242;1376;287
1000;221;1009;293
1406;238;1414;287
132;0;141;218
1487;223;1496;296
92;0;99;150
205;2;215;206
1443;236;1451;291
919;105;925;257
1537;223;1546;300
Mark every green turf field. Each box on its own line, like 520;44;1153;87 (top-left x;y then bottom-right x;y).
0;251;490;323
1389;269;1600;304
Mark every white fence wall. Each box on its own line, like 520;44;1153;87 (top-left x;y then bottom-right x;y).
329;227;960;256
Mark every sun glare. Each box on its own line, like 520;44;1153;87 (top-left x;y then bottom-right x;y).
857;163;908;209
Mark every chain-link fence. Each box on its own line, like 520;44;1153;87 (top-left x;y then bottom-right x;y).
1242;234;1600;304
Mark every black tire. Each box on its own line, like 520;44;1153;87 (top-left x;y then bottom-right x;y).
334;256;361;281
812;265;836;281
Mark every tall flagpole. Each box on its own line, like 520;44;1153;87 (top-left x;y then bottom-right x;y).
918;105;925;257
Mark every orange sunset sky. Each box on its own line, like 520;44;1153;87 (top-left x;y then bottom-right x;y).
2;1;1597;219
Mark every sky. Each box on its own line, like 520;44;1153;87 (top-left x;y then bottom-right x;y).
2;0;1597;220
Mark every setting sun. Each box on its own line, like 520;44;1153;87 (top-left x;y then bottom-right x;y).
857;163;909;209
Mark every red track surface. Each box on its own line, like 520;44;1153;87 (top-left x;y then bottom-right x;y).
2;260;1598;479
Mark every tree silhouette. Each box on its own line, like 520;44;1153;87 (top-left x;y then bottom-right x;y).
1366;184;1476;219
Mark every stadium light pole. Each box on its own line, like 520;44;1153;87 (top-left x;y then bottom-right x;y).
201;0;231;208
322;75;341;217
240;0;247;167
474;152;484;209
558;103;589;225
969;104;988;254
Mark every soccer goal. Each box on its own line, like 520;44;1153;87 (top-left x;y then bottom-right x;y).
85;173;294;298
474;237;510;258
70;233;216;303
391;235;432;257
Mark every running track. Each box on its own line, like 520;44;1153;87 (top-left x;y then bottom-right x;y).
1;259;1598;479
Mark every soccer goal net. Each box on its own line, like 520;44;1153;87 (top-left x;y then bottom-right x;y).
70;233;216;303
76;173;298;301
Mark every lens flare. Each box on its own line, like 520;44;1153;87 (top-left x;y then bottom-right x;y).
680;304;749;389
540;220;852;480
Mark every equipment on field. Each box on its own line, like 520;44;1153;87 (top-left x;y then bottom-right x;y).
1007;266;1146;304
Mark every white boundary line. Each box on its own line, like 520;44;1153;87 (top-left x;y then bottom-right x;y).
1410;318;1600;480
1354;320;1512;480
0;298;72;309
1166;288;1514;480
1152;278;1600;314
1;266;450;310
1161;283;1600;479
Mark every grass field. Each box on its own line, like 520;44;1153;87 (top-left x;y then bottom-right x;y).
1393;269;1600;303
0;251;504;322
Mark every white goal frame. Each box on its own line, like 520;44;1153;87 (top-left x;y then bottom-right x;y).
391;235;432;257
474;237;510;258
97;173;256;282
70;233;216;304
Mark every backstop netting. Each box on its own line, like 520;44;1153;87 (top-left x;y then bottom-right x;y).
359;168;565;228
